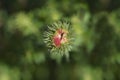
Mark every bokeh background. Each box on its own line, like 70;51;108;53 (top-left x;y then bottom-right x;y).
0;0;120;80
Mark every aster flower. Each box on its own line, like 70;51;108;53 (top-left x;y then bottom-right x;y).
44;20;73;57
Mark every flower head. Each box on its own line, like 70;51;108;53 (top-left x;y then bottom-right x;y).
44;20;73;56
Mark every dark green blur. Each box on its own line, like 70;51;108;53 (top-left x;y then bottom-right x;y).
0;0;120;80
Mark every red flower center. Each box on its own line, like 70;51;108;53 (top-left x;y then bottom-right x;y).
53;29;68;47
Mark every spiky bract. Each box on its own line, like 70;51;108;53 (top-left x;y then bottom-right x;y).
44;19;73;56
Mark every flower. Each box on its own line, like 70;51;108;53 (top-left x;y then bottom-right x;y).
44;20;73;56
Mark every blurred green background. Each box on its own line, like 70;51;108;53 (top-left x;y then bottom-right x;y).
0;0;120;80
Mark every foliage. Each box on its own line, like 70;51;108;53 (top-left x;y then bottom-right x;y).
0;0;120;80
